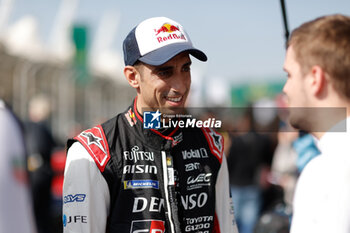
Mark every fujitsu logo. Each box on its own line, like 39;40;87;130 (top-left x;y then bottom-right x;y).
123;146;154;163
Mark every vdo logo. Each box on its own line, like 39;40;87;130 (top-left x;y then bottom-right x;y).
131;219;165;233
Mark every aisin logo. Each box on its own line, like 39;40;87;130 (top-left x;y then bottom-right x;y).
143;110;161;129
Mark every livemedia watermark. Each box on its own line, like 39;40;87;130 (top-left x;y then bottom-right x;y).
142;107;347;133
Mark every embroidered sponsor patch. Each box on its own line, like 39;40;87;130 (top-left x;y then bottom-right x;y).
130;219;165;233
125;108;137;127
201;128;223;163
64;194;86;204
75;125;110;172
123;180;159;189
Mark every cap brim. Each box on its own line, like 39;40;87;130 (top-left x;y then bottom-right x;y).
138;42;207;66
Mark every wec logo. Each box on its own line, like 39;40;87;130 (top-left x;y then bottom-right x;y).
64;194;86;204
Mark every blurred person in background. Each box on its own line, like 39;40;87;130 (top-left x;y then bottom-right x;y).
292;132;320;173
270;126;298;209
283;14;350;232
270;97;299;210
273;130;320;208
25;94;56;233
227;107;275;233
0;99;37;233
63;17;237;233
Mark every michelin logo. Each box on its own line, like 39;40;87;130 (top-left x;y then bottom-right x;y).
143;110;161;129
124;180;159;189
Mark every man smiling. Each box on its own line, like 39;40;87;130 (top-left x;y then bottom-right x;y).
63;17;238;233
125;52;192;115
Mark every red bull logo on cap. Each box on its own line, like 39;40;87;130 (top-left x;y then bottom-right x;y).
154;23;186;43
155;23;180;35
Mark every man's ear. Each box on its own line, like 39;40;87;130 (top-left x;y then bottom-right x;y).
309;65;327;97
124;65;140;89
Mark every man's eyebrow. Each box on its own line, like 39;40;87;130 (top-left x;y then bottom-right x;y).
153;66;173;73
183;61;192;67
152;60;192;73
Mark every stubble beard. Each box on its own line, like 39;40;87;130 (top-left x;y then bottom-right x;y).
288;108;313;133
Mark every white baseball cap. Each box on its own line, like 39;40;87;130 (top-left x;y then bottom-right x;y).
123;16;207;66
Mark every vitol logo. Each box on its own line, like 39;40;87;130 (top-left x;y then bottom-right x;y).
131;220;165;233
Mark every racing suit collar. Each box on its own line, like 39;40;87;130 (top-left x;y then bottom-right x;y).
123;98;182;151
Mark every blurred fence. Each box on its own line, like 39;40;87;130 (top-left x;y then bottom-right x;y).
0;44;134;143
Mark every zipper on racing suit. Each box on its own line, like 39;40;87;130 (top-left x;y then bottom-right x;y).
161;151;181;233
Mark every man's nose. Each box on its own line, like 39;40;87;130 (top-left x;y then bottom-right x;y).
170;73;190;93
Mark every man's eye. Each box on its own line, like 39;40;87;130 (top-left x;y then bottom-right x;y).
183;66;191;72
158;70;172;77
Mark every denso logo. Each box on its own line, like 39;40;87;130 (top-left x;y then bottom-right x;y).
131;220;165;233
64;194;86;204
133;197;165;213
182;148;208;160
124;146;154;163
181;192;208;210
